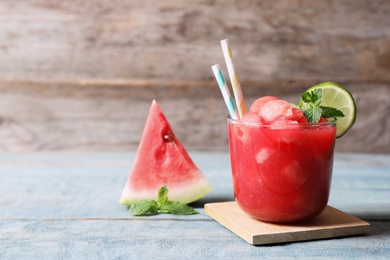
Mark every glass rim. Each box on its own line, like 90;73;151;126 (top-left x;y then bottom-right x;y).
227;115;337;127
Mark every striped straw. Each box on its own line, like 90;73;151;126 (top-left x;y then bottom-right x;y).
211;64;239;119
220;39;246;118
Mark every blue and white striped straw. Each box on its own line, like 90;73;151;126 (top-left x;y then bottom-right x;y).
211;64;239;119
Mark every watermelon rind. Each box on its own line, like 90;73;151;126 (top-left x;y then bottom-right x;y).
119;177;212;205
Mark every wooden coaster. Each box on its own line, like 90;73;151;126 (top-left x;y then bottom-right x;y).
204;201;370;245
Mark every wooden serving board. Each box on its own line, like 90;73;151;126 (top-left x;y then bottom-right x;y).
204;202;370;245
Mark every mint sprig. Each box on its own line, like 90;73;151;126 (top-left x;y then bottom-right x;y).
129;186;198;216
299;89;345;123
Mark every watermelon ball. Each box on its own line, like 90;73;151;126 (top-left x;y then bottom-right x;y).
259;99;293;124
249;96;279;115
287;108;305;122
242;112;262;122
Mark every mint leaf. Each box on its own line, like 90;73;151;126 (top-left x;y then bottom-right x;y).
301;88;322;106
128;186;198;216
160;201;198;215
158;186;168;204
320;106;345;118
303;105;322;123
130;200;158;216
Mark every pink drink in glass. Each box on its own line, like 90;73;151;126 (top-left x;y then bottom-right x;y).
228;116;336;223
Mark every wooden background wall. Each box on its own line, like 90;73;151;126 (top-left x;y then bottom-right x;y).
0;0;389;153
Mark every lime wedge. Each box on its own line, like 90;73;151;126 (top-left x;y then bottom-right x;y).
307;82;356;138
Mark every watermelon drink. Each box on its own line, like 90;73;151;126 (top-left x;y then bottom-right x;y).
228;97;336;223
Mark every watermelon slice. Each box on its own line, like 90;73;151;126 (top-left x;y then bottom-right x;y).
119;100;212;206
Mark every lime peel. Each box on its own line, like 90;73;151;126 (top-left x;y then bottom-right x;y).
306;82;356;138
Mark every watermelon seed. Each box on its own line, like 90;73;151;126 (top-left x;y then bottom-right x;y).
164;134;177;149
163;134;174;142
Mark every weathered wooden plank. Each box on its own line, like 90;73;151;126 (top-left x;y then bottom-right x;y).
0;0;389;81
0;80;389;153
0;0;389;153
1;219;388;259
0;152;389;259
0;152;389;219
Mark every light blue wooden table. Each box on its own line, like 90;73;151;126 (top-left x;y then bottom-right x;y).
1;152;389;259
